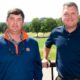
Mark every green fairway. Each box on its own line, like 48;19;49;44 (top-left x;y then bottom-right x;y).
36;38;56;60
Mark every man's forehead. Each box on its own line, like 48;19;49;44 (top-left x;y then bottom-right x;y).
9;14;22;18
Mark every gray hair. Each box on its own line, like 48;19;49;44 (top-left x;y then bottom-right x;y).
63;2;78;11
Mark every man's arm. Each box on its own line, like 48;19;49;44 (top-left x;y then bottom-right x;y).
42;46;51;68
43;46;51;59
33;40;43;80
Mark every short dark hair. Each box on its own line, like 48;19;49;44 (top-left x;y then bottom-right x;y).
63;2;78;11
7;8;25;20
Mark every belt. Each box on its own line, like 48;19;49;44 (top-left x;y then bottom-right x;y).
56;75;80;80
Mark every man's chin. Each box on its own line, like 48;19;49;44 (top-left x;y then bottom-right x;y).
12;30;19;34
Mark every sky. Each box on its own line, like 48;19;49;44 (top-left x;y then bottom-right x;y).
0;0;80;22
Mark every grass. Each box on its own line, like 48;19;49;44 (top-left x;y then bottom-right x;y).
37;38;56;60
28;32;57;60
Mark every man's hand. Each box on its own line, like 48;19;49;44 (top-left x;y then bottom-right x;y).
42;58;50;68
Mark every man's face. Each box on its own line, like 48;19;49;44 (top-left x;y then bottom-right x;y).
62;6;79;28
6;14;24;32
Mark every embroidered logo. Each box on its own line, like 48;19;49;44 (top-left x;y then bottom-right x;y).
26;48;30;52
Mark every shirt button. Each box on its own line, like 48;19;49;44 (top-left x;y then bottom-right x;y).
9;48;11;51
68;38;70;40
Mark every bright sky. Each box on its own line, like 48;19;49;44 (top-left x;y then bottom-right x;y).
0;0;80;22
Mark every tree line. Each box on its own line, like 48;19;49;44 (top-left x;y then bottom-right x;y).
0;16;80;37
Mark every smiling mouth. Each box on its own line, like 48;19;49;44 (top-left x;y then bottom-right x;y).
12;26;18;28
66;19;73;22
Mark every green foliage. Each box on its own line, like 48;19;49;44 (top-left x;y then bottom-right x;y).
30;18;41;37
40;18;57;32
23;22;31;32
40;18;47;32
30;17;57;37
0;22;7;33
45;18;57;31
55;18;63;26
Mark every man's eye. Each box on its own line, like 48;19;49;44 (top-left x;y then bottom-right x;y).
10;17;14;20
17;19;23;22
64;13;69;16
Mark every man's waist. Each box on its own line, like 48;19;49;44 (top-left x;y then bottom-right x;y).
58;74;80;80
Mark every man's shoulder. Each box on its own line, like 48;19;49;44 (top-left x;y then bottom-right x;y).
0;35;6;44
25;37;38;44
26;37;37;41
0;35;4;41
52;26;64;33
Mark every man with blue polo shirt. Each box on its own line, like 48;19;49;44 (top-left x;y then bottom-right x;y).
43;2;80;80
0;8;42;80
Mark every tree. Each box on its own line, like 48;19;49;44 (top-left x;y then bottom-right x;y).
23;22;31;32
0;22;7;33
40;18;47;37
55;18;63;26
40;18;57;37
45;18;57;31
30;18;41;37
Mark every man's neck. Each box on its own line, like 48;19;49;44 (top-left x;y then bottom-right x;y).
8;30;21;42
65;25;77;33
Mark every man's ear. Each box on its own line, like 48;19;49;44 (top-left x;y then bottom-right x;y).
6;18;8;25
6;21;8;25
22;22;25;26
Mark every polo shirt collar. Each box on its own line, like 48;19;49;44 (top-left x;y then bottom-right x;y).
4;29;28;42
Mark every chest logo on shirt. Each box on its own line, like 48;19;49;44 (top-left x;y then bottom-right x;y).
26;48;30;52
